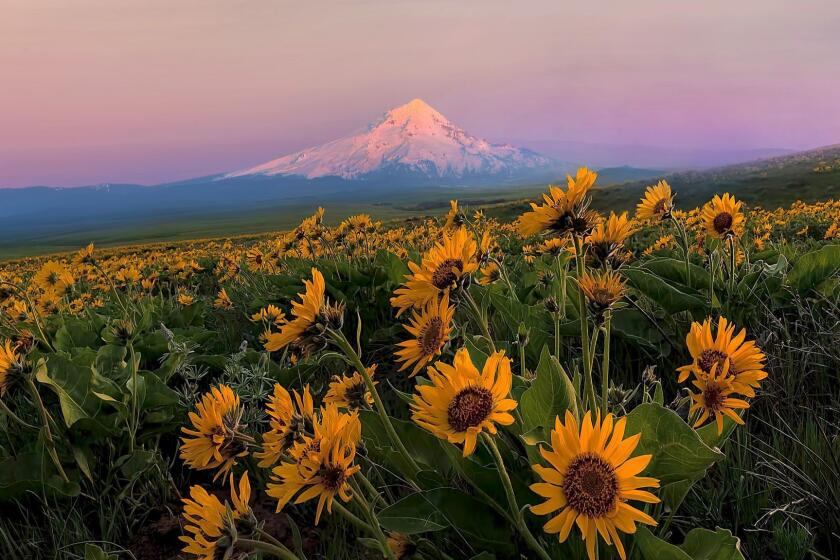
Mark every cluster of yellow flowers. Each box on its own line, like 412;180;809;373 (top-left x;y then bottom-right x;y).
161;168;780;560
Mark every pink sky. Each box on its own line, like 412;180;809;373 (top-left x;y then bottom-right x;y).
2;0;839;187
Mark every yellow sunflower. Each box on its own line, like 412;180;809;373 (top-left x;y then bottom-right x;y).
74;242;96;266
587;212;636;267
443;200;463;230
411;347;517;457
578;269;626;319
180;472;252;560
180;385;249;480
251;304;286;326
395;293;454;377
538;237;575;258
264;268;326;352
517;167;597;236
530;411;660;560
33;261;74;293
701;193;744;239
267;405;361;524
477;261;501;286
589;212;636;246
677;316;767;397
324;365;377;410
0;340;24;396
213;288;233;310
689;361;749;434
635;180;674;221
390;228;479;315
256;384;315;467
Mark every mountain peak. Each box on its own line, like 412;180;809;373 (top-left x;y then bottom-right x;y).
225;100;553;181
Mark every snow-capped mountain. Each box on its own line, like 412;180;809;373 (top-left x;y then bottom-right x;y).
225;98;553;181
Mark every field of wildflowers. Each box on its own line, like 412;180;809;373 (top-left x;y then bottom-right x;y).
1;172;839;559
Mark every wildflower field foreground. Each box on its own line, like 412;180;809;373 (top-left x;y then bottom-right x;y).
1;173;839;560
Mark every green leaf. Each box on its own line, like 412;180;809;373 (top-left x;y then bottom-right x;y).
697;416;738;450
360;410;451;477
681;528;744;560
54;316;104;352
786;244;840;293
623;268;706;315
520;345;577;433
634;526;744;560
378;487;514;552
84;543;118;560
377;492;449;534
36;354;121;429
635;527;693;560
624;404;724;485
642;257;710;290
0;450;80;500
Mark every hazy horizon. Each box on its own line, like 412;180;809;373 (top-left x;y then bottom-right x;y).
3;0;839;188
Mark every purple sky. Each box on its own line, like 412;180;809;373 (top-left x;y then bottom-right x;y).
2;0;840;188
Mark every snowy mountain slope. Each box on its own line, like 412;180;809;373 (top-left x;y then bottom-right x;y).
225;99;553;180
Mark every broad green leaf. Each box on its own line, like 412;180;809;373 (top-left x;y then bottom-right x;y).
681;528;744;560
36;354;121;429
643;257;710;290
519;345;578;433
378;487;514;552
0;451;80;500
377;492;449;534
623;268;706;315
635;526;744;560
786;244;840;293
54;316;104;352
697;416;738;449
360;410;451;477
635;527;693;560
84;543;118;560
624;403;724;485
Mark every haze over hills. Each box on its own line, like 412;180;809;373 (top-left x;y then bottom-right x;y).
1;96;838;258
226;99;555;181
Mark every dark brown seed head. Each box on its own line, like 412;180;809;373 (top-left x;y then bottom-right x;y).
563;452;619;517
447;387;493;432
431;259;464;289
713;212;734;234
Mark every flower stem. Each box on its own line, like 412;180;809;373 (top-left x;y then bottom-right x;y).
237;537;300;560
572;235;596;411
349;478;397;560
333;501;375;534
600;311;612;415
728;236;737;297
328;329;421;481
670;214;692;288
462;288;496;352
482;434;552;560
26;376;69;482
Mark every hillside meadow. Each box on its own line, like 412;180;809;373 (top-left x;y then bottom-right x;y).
0;172;839;559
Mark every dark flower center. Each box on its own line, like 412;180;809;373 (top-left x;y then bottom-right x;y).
320;464;348;491
652;198;668;215
703;383;725;413
345;381;368;409
419;317;445;355
698;349;728;375
447;387;493;432
284;413;314;448
590;287;616;306
431;259;464;289
563;452;619;517
713;212;734;234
